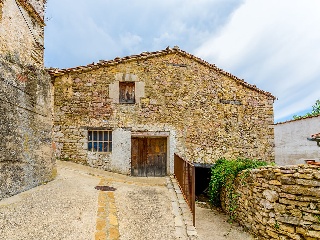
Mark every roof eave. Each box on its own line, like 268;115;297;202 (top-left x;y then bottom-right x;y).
47;47;276;100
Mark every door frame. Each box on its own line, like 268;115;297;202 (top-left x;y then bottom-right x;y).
131;131;170;176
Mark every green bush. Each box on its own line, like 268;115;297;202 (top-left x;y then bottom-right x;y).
293;99;320;120
209;158;268;208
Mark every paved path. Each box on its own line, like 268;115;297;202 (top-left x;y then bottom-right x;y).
0;161;196;240
196;204;254;240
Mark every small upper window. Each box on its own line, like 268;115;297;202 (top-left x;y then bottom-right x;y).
88;130;112;152
119;82;135;103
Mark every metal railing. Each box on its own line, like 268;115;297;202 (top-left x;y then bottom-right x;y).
174;154;195;226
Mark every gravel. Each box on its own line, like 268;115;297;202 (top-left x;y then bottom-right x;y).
0;165;99;240
0;161;181;240
196;204;254;240
0;160;255;240
114;184;177;240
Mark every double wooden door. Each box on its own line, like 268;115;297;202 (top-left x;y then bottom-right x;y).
131;137;167;177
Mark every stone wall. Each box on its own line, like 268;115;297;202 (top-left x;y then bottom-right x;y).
0;0;54;200
0;0;45;67
52;49;275;173
0;55;55;200
275;116;320;165
28;0;46;18
222;164;320;239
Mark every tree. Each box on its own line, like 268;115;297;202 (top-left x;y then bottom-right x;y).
293;99;320;120
311;99;320;115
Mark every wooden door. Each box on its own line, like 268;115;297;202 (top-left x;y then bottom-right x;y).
131;137;167;177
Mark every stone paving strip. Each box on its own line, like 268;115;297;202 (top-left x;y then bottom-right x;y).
107;191;120;240
0;160;197;239
96;182;108;240
168;177;198;239
95;178;120;240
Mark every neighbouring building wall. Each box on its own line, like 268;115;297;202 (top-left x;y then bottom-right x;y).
0;0;54;200
0;0;45;67
274;116;320;165
222;164;320;240
52;49;274;174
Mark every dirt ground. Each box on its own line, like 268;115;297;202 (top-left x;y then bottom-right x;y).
0;165;98;240
1;160;255;240
115;184;176;240
196;201;254;240
0;161;185;240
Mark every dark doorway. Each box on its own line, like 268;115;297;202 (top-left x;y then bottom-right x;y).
131;137;167;177
194;163;214;196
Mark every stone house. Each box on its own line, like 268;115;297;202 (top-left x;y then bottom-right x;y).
274;115;320;165
0;0;54;200
49;47;275;176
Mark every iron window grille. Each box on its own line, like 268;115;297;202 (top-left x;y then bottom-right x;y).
88;130;112;152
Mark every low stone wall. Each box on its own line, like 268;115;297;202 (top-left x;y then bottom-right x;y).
221;164;320;239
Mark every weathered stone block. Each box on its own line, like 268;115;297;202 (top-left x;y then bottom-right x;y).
261;199;275;209
263;189;279;202
279;198;309;207
276;215;300;225
296;227;307;235
279;223;295;233
306;230;320;239
269;180;281;185
281;177;296;185
296;179;320;187
303;213;320;223
266;227;279;238
293;173;314;179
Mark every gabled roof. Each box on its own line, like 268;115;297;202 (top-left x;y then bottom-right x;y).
48;46;275;99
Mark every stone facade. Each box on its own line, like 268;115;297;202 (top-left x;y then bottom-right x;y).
275;116;320;165
222;164;320;239
50;47;275;175
0;0;45;67
0;0;54;200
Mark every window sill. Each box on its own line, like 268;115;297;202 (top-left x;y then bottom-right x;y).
87;151;112;154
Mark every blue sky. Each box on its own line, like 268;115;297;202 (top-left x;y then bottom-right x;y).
44;0;320;123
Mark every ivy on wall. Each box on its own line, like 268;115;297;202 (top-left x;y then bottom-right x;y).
209;158;268;221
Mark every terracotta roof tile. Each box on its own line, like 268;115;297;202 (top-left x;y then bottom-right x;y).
48;46;275;99
310;133;320;139
275;114;320;125
307;132;320;147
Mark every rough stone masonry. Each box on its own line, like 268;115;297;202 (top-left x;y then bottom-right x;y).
50;47;275;174
222;164;320;239
0;0;55;200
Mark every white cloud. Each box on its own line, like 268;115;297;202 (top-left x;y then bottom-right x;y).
45;0;320;122
45;0;243;67
195;0;320;121
120;33;142;54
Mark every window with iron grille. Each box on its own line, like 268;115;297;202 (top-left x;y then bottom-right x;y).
88;130;112;152
119;82;135;103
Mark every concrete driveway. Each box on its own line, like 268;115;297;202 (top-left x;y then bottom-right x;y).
0;161;196;240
